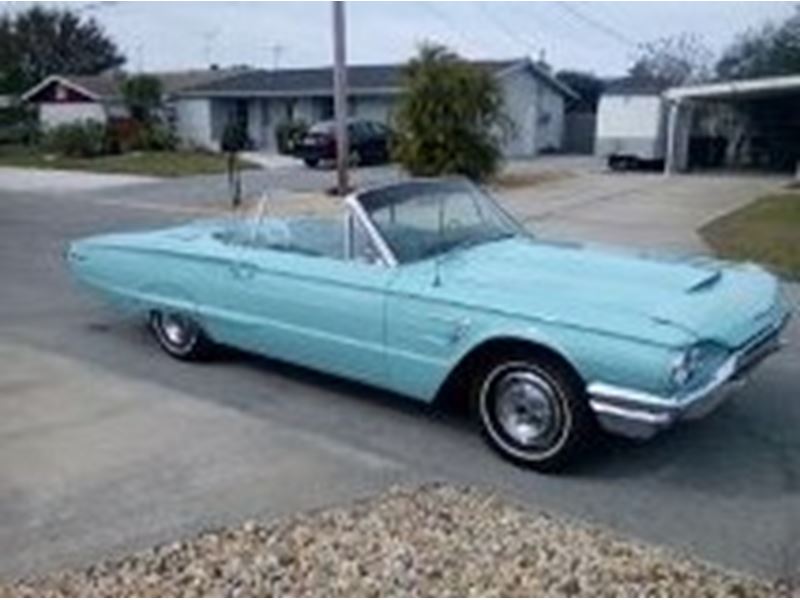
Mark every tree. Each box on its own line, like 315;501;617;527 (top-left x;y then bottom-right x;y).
121;75;163;124
716;7;800;80
555;70;604;112
628;33;713;86
392;43;508;181
0;6;125;94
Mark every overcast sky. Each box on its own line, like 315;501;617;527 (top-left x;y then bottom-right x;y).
38;1;800;76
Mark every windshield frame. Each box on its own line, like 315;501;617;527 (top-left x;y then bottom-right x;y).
347;178;526;266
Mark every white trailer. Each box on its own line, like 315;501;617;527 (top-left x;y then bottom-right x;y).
595;91;667;170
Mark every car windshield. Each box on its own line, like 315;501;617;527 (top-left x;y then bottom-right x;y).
359;179;524;264
309;121;335;135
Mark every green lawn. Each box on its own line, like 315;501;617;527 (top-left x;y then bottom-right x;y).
701;191;800;279
0;145;258;178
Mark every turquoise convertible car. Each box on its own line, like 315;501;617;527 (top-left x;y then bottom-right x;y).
67;179;791;470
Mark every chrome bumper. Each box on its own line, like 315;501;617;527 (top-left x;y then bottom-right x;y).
587;314;790;439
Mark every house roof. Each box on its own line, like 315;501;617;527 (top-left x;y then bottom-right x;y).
603;76;671;96
178;58;577;99
21;69;246;102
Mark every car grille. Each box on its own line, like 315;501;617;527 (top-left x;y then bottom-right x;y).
734;319;786;375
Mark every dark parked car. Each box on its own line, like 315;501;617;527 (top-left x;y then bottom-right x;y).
295;119;391;167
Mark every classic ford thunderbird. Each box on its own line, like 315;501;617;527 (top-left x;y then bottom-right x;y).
67;179;791;470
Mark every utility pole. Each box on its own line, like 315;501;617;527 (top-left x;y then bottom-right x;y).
332;1;349;195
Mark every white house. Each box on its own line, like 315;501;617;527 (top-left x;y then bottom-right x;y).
21;69;244;129
173;58;577;158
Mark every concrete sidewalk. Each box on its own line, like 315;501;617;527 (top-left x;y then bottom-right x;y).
0;167;159;193
0;341;413;578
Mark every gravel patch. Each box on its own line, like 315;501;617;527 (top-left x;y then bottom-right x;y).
1;484;792;597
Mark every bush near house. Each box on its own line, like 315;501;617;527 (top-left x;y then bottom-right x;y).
0;106;39;145
107;119;177;153
44;120;108;158
275;119;309;155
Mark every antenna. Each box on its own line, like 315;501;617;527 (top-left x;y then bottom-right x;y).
267;43;285;71
433;194;444;287
202;28;220;67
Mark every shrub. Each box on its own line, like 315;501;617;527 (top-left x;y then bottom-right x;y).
44;120;108;157
133;124;177;151
106;119;177;153
275;119;309;154
105;118;138;154
392;43;509;182
0;106;40;145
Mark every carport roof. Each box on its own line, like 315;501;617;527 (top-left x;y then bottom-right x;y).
665;74;800;101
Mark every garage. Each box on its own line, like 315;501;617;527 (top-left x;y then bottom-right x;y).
664;74;800;174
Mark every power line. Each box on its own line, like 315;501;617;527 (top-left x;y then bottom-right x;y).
555;2;639;49
418;1;487;56
478;2;540;57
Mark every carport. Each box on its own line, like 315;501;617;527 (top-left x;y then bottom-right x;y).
664;74;800;174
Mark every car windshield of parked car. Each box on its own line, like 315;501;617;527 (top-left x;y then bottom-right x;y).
309;121;335;135
360;180;524;264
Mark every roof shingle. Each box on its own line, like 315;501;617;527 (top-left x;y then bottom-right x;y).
180;60;522;96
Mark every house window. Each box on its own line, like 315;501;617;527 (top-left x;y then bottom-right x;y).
55;84;67;102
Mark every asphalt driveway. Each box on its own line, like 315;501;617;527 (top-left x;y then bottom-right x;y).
1;160;799;581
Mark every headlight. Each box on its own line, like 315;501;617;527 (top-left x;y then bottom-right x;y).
670;343;728;390
671;347;700;387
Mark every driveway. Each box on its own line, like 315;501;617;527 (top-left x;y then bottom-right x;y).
497;157;782;251
1;160;799;581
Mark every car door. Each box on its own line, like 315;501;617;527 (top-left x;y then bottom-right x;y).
224;218;395;387
347;122;365;159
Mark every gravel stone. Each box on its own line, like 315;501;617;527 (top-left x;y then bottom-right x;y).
1;483;793;597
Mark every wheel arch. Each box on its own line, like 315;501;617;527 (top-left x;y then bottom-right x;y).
434;334;587;408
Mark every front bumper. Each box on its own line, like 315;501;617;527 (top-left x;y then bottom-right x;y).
587;313;791;439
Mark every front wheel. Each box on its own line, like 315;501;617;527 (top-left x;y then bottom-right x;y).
150;310;213;360
473;353;595;471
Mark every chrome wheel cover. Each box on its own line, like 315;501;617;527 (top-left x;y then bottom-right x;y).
155;311;198;353
480;362;570;461
494;371;558;446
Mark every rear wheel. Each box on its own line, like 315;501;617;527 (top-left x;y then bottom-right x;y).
472;352;595;471
150;310;212;360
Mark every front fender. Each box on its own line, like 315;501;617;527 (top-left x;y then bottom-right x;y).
427;316;677;404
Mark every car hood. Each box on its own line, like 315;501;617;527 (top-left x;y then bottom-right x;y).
438;237;784;349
